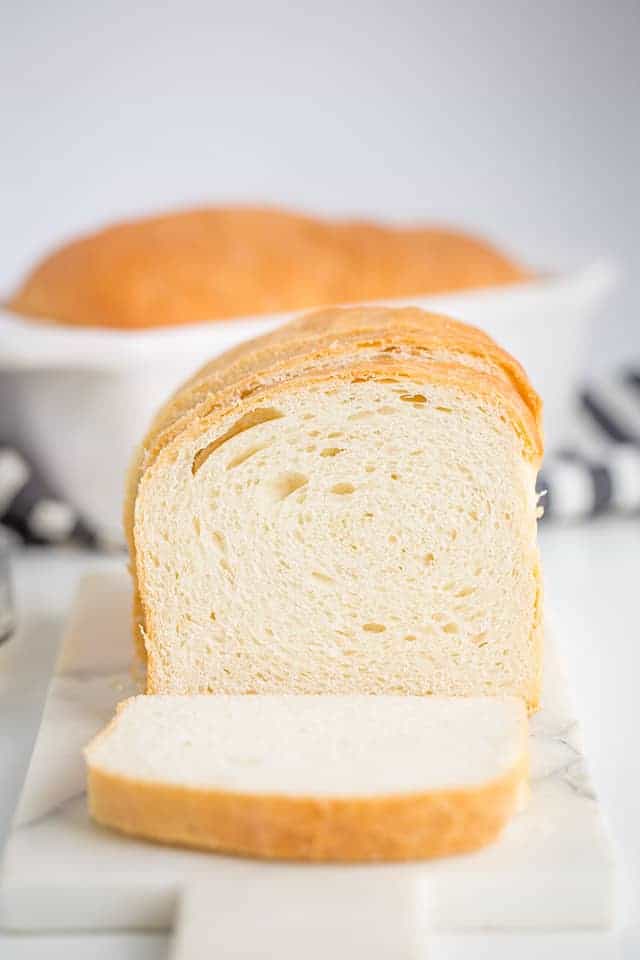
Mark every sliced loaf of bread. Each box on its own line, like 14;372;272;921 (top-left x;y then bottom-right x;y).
86;694;528;861
128;307;543;708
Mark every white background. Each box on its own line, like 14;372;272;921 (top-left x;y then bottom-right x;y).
1;0;639;373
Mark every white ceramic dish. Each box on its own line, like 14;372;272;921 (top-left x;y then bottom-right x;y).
0;262;616;542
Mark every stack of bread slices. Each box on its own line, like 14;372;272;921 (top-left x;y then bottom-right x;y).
86;306;543;862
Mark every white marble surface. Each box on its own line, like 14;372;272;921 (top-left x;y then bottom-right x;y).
0;564;618;955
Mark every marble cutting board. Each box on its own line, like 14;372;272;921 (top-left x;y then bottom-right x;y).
0;571;614;947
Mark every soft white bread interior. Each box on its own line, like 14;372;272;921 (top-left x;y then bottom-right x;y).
131;308;543;708
86;694;528;861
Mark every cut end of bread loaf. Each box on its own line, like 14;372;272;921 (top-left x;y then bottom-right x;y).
86;694;528;862
136;368;542;707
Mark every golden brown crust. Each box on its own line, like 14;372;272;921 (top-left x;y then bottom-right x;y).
87;755;527;862
8;207;529;329
145;307;542;443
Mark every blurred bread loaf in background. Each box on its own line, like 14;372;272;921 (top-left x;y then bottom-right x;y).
7;207;529;330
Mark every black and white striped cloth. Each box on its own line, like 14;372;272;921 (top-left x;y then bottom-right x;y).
537;369;640;522
0;445;97;548
1;368;639;547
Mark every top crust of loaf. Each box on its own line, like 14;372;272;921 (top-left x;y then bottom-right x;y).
7;207;529;329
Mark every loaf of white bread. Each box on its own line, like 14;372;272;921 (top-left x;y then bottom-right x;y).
126;306;543;707
8;207;529;329
86;695;528;862
86;305;543;861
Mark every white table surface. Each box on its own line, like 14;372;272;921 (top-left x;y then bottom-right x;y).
1;519;639;959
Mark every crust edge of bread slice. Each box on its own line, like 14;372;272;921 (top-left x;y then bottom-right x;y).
87;761;527;862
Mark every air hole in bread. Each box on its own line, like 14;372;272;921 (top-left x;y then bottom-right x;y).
443;622;459;634
362;622;386;633
328;432;343;439
209;611;216;621
456;586;475;598
212;530;226;553
273;472;309;501
365;464;376;473
378;406;396;415
320;447;344;458
192;517;201;536
405;634;417;642
226;442;270;470
331;482;355;495
312;571;334;584
192;408;284;475
424;553;435;565
348;410;374;421
436;406;452;413
400;394;427;404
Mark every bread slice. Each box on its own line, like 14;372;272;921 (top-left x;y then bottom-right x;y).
86;694;528;862
130;308;543;708
8;207;529;329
